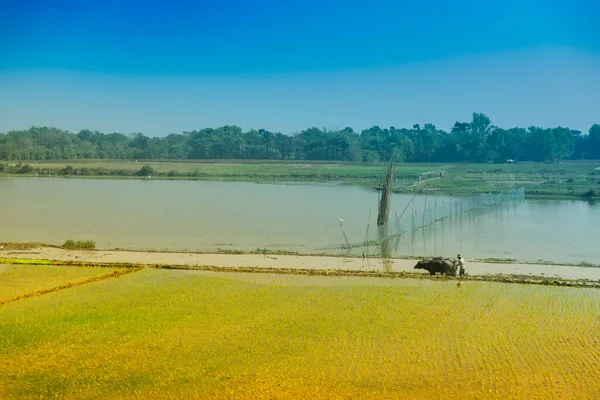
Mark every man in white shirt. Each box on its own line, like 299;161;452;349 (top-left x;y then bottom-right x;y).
457;254;465;277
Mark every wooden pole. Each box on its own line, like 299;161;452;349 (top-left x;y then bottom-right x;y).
377;156;395;227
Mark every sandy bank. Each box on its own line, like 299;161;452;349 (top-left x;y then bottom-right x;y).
1;246;599;283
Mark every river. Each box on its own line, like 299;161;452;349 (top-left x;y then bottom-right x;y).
0;177;598;265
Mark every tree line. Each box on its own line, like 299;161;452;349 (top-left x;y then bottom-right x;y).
1;113;599;163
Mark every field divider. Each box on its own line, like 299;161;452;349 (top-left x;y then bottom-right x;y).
153;264;600;288
0;265;145;305
3;258;599;290
157;263;414;277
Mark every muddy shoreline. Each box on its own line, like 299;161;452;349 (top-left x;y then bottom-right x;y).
1;243;599;288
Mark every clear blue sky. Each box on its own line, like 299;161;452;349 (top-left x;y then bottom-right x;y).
1;0;599;135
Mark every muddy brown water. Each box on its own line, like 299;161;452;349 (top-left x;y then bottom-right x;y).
1;177;599;265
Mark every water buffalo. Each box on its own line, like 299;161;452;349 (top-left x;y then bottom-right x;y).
414;257;457;276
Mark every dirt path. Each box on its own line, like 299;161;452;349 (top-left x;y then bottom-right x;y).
2;247;599;282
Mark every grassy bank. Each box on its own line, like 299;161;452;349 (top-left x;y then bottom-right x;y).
1;266;599;399
0;159;421;181
401;162;600;199
1;159;599;199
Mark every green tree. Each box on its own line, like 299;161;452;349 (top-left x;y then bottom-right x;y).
0;136;16;160
360;126;388;161
136;165;154;176
587;124;600;159
0;116;598;163
411;123;439;162
469;113;493;162
451;121;472;162
526;127;555;162
552;127;575;163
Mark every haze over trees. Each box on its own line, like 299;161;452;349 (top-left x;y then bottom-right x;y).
1;113;599;163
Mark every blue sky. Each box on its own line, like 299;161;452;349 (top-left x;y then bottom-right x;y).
1;0;599;135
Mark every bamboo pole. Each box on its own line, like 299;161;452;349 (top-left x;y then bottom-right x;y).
377;157;395;227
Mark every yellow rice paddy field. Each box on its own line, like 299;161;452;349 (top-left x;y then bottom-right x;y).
0;263;124;303
1;266;599;399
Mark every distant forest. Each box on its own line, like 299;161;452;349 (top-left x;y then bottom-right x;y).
1;113;599;163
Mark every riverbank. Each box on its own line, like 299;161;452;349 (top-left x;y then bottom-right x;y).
2;245;599;286
1;160;599;199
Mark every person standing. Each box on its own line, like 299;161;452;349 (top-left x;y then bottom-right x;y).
457;254;465;277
